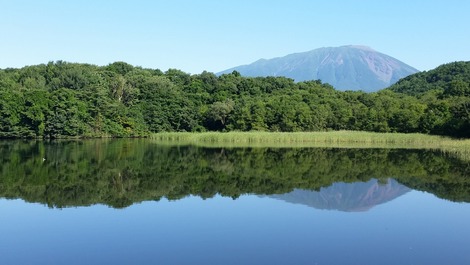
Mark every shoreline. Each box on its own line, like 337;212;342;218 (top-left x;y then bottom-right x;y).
150;131;470;160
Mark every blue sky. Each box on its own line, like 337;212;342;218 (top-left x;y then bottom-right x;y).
1;0;469;73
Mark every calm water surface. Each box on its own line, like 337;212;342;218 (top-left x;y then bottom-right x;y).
0;140;469;265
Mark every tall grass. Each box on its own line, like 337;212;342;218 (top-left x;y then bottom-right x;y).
151;131;470;160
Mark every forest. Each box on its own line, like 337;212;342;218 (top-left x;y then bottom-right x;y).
0;60;469;138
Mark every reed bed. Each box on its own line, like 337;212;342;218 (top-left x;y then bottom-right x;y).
150;131;470;160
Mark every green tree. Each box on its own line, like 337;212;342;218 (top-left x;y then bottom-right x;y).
0;88;23;137
45;88;90;137
206;99;235;130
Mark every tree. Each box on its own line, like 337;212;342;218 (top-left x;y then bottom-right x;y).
106;61;135;76
22;89;49;137
45;88;90;138
0;88;23;137
206;99;235;130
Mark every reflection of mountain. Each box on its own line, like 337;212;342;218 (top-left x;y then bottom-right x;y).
268;179;410;212
0;140;469;208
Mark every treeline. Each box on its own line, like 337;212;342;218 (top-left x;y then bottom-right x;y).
0;61;469;138
0;140;469;208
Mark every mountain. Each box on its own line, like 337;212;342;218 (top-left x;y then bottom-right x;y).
218;45;419;92
266;178;410;212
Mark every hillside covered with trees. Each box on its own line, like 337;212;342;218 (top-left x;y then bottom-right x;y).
0;61;469;138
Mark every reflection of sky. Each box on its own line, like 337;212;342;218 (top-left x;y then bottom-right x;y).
1;191;469;265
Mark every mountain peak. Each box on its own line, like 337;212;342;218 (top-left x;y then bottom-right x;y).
218;45;418;92
345;45;375;51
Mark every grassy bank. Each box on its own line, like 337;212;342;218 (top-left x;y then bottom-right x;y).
150;131;470;160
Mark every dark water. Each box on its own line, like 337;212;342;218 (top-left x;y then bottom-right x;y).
1;140;469;265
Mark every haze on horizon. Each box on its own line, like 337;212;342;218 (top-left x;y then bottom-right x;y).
1;0;469;74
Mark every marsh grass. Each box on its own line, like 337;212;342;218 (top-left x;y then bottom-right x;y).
151;131;470;160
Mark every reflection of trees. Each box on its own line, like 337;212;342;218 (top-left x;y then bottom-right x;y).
0;140;469;208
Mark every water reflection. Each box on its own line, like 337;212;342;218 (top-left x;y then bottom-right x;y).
0;139;469;209
2;140;470;264
267;179;410;212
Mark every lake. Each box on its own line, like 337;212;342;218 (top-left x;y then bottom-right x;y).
1;139;469;265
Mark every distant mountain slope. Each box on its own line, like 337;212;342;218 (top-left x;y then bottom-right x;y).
388;61;470;96
218;45;419;92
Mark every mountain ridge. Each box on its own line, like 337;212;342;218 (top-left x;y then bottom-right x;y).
218;45;419;92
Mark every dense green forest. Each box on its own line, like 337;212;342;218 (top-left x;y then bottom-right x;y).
1;61;469;138
0;140;469;208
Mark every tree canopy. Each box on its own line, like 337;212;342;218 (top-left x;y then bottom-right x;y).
0;61;469;138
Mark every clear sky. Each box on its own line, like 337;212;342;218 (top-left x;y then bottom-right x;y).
1;0;469;74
